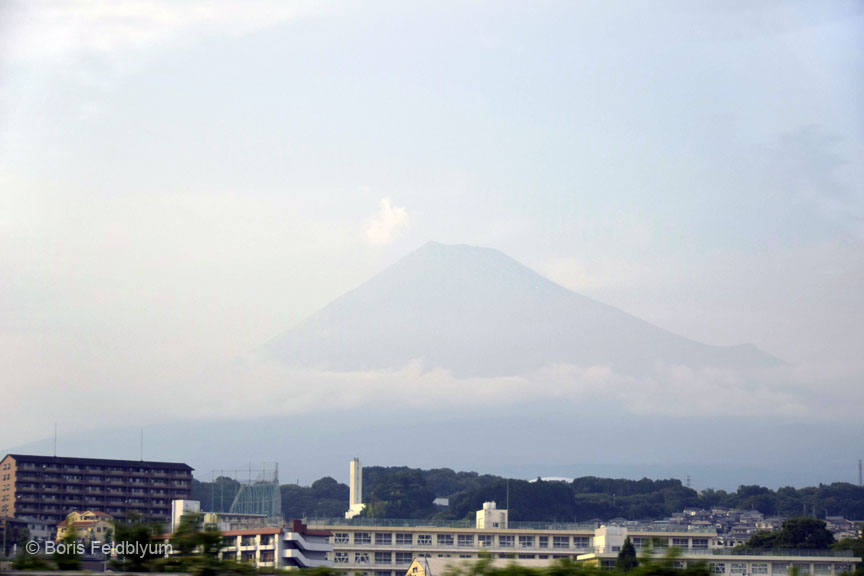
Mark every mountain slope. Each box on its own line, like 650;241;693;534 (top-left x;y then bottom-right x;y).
261;242;781;377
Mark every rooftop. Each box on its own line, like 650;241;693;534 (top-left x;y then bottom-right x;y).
306;518;717;534
5;454;193;471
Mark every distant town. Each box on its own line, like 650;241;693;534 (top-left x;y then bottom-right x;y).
1;453;862;574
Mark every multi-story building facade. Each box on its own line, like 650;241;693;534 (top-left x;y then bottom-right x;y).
310;506;860;576
309;514;719;576
582;525;860;574
0;454;193;524
159;517;332;570
220;520;332;569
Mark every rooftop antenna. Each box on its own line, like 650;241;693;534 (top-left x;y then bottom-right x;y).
53;423;57;457
140;428;144;461
686;475;692;489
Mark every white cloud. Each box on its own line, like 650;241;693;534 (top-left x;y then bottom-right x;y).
0;0;323;64
366;197;409;246
2;350;843;450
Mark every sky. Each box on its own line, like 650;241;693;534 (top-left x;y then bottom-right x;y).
1;0;862;489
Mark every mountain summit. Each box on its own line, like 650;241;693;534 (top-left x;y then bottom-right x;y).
262;242;781;377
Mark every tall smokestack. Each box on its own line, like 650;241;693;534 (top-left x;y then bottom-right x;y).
345;457;366;519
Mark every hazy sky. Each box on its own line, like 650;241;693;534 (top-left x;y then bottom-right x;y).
1;1;862;485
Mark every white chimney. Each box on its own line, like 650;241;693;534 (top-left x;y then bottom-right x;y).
345;458;366;519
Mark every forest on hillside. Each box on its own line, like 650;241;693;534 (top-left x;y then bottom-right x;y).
190;466;864;523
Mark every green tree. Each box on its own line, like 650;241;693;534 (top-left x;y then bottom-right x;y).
113;513;162;571
54;527;81;570
173;512;204;556
776;518;835;549
365;469;436;518
745;531;779;549
745;518;835;550
617;537;639;572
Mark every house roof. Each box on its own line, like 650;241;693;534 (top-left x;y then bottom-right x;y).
83;511;113;518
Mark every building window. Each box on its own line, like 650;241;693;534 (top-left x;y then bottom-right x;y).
499;535;514;548
395;553;413;565
673;539;689;549
814;565;831;575
538;536;548;548
355;552;370;564
395;533;412;546
335;533;349;544
752;564;768;574
374;552;391;565
773;564;789;574
692;539;708;550
674;562;686;569
519;536;534;548
730;563;747;574
794;565;812;575
458;535;474;547
334;552;349;564
418;535;432;546
355;533;372;545
437;534;454;546
519;555;536;560
573;537;589;549
553;536;569;549
479;535;493;548
375;533;393;545
710;564;726;574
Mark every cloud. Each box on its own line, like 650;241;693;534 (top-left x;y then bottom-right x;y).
1;350;841;451
366;197;409;246
0;0;322;64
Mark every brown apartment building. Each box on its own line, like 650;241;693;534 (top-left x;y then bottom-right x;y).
0;454;193;525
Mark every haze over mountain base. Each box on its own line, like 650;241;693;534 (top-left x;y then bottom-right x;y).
5;403;860;491
4;242;860;492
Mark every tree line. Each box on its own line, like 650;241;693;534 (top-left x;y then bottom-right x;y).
189;467;864;523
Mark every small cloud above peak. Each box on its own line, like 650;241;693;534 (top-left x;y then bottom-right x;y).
366;197;409;246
